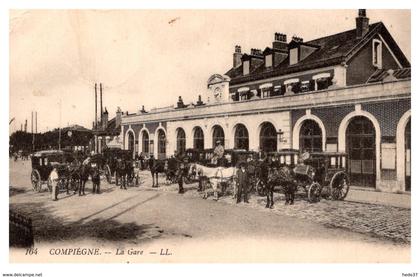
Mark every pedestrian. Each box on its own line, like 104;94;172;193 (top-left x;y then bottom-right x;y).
91;165;101;194
236;162;249;203
139;152;144;170
49;166;60;201
177;162;185;194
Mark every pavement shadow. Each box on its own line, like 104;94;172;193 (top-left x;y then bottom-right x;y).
10;200;161;245
9;186;27;197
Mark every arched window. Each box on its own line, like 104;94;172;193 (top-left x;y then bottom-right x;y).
346;116;376;187
127;131;135;157
193;127;204;150
157;129;166;159
234;124;249;150
299;120;322;152
212;125;225;148
260;122;277;152
176;128;186;154
405;119;411;191
142;131;149;154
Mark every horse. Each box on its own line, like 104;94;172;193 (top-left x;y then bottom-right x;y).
190;163;237;200
266;165;297;208
78;162;91;195
164;157;178;184
149;158;166;187
115;159;128;189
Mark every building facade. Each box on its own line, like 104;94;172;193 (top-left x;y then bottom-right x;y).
121;10;411;193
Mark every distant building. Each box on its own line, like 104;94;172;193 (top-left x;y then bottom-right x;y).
121;10;411;193
92;107;123;152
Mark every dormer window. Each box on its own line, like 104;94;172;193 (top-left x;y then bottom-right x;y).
243;60;250;75
260;83;273;98
237;87;249;101
265;54;273;68
312;73;332;91
289;48;298;65
372;39;382;69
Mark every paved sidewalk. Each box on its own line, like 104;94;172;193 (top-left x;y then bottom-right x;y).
346;187;410;209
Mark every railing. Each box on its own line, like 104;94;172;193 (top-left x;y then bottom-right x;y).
9;210;34;248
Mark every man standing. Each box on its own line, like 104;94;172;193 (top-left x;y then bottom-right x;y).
213;140;224;166
49;166;59;201
91;164;101;194
236;162;249;203
176;161;185;194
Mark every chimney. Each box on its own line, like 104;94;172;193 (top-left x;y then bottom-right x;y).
250;48;263;56
233;45;242;68
273;33;288;51
177;96;185;108
291;36;303;43
115;107;122;128
25;119;27;133
196;95;204;106
102;107;108;129
356;9;369;39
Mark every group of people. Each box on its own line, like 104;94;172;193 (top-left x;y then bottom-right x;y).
48;157;101;201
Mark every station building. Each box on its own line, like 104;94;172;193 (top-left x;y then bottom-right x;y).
121;10;411;192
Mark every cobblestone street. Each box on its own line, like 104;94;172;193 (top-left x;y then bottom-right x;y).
144;171;411;243
9;160;410;262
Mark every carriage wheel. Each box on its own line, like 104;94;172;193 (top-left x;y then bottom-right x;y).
331;174;350;200
70;178;79;192
105;165;112;184
31;170;42;192
308;182;322;203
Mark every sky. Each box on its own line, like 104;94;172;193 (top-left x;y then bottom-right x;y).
9;9;411;133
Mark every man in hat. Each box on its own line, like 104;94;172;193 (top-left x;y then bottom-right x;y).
213;140;225;166
236;162;249;203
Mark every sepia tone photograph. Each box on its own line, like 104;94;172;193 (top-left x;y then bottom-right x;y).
8;9;411;263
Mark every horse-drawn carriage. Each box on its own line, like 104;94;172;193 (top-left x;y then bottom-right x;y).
262;149;350;204
299;152;350;202
102;148;139;186
30;150;78;193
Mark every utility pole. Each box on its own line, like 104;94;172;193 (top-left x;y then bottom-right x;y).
58;100;62;150
31;111;35;151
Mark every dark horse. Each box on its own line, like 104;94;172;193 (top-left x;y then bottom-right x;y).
115;159;128;189
266;165;297;208
78;163;91;195
149;157;166;187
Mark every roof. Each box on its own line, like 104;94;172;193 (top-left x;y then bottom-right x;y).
93;117;120;136
33;150;65;157
367;68;411;83
226;22;411;85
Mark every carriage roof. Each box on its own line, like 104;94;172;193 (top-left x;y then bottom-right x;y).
306;152;348;157
267;149;300;156
32;150;65;157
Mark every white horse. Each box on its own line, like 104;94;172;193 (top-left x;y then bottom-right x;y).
190;163;237;200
